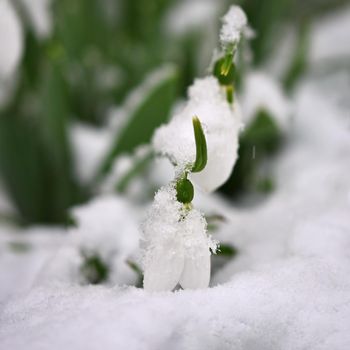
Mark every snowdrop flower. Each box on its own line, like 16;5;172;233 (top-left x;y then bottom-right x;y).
0;0;23;79
142;185;217;292
153;76;242;192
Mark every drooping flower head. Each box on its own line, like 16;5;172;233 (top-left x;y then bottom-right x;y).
142;185;217;292
153;76;242;192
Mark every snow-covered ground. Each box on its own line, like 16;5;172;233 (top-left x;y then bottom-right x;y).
0;75;349;349
1;4;350;349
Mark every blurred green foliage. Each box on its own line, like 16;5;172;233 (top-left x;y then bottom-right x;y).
220;109;282;198
0;0;348;225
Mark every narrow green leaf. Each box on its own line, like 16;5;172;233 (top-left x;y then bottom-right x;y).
99;66;179;177
191;116;207;173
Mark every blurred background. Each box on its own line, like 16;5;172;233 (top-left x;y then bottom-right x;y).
0;0;349;227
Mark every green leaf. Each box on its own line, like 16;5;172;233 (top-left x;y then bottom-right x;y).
191;116;207;173
99;65;179;177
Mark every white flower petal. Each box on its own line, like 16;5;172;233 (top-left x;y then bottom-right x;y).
142;185;185;292
143;245;185;292
179;209;213;289
179;237;211;290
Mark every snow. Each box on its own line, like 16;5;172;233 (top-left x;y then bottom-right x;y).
0;0;23;79
241;71;291;129
1;245;350;349
0;225;65;303
219;5;247;49
37;195;141;287
153;76;242;192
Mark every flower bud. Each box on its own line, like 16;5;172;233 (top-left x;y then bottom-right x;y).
176;178;194;204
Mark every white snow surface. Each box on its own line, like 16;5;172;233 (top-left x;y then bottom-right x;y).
38;195;140;287
0;76;350;348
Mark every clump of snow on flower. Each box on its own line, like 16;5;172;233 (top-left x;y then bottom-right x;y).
40;195;140;286
241;71;290;129
141;185;217;291
0;0;23;79
153;76;242;192
219;5;247;49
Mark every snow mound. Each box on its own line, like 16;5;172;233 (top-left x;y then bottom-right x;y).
1;237;350;350
38;195;140;286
